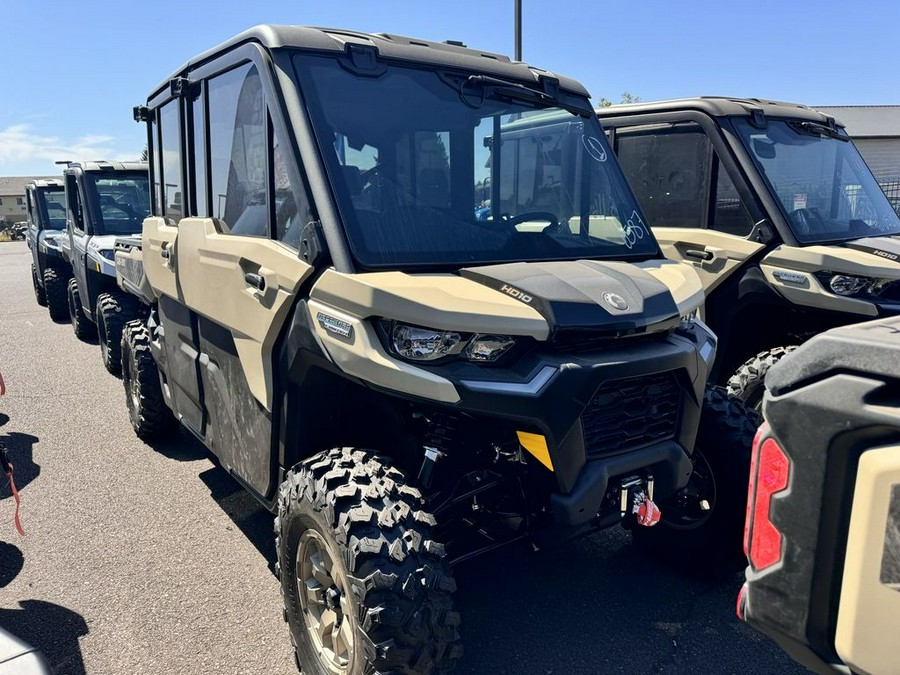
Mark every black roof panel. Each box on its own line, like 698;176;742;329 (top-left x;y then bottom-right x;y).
147;24;589;101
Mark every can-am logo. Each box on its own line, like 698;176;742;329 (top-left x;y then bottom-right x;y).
500;284;533;303
602;292;629;311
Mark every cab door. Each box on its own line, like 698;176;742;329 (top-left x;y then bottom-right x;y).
614;120;766;294
65;171;92;309
155;61;315;497
24;188;40;272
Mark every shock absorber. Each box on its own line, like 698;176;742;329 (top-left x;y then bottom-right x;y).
417;412;458;489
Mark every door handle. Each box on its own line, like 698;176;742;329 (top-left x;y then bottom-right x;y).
685;248;714;261
160;246;170;259
244;272;266;291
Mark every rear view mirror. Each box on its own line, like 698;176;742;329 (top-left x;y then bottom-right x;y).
753;138;776;159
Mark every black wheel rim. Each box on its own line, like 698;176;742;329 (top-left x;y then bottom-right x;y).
295;529;355;674
98;314;109;365
659;451;716;530
123;352;141;426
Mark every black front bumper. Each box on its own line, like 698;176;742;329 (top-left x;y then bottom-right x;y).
433;321;715;527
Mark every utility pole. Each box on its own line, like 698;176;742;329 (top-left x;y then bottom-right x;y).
514;0;522;61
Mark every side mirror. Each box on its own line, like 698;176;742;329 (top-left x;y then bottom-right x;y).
749;218;775;244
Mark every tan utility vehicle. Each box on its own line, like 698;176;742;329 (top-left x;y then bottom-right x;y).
740;316;900;675
118;26;757;674
598;98;900;409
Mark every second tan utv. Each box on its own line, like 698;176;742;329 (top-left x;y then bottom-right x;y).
598;98;900;410
116;26;758;675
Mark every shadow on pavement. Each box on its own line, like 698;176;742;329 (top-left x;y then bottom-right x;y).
0;600;89;675
144;427;208;463
0;431;41;496
0;541;89;675
198;464;277;573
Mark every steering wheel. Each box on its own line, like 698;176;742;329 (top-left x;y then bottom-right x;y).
502;211;561;232
789;208;824;236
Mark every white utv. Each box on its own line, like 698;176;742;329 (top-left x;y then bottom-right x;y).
118;26;757;674
57;161;151;374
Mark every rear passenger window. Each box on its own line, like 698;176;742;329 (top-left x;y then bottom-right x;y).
208;63;267;237
191;89;209;218
159;100;183;225
616;125;712;230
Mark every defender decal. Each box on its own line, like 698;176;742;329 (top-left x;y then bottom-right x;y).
316;312;354;339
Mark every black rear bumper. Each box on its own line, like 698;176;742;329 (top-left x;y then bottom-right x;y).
740;317;900;674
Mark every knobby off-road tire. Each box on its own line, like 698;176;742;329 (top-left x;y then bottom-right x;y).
121;319;175;440
276;447;462;675
97;292;142;376
43;267;69;322
633;386;760;576
67;278;97;341
726;346;800;412
32;264;47;306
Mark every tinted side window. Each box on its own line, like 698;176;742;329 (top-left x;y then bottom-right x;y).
66;174;85;232
273;126;314;249
208;63;267;237
616;125;711;229
150;116;163;217
713;163;756;236
159;100;183;225
192;89;209;218
25;190;34;225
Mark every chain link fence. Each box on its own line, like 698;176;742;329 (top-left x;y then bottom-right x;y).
880;179;900;216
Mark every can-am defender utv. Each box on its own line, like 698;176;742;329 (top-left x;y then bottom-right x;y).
58;161;151;373
598;98;900;409
23;179;70;318
121;26;756;674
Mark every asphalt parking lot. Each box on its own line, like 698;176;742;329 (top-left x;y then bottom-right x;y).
0;240;808;674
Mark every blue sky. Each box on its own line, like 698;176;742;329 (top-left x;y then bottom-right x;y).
2;0;897;176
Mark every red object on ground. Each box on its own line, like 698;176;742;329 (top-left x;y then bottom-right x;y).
0;370;5;396
4;465;24;536
635;495;661;527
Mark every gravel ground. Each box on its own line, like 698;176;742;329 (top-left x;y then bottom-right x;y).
0;241;808;674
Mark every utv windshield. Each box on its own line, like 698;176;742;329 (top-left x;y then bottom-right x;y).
36;188;67;230
735;118;900;244
293;55;657;268
85;172;151;235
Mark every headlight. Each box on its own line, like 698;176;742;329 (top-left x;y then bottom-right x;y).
829;274;870;296
391;324;465;361
465;334;516;362
99;249;116;261
387;322;518;364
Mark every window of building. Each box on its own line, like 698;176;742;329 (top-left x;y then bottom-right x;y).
208;62;267;237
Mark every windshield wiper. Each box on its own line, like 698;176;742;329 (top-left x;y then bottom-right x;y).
789;120;849;142
462;74;593;117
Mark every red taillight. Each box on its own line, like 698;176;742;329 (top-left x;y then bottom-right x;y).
744;424;790;571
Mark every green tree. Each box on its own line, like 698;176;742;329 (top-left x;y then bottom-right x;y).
597;92;641;108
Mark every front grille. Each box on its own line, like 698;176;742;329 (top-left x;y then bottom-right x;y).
544;330;670;355
582;372;681;458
